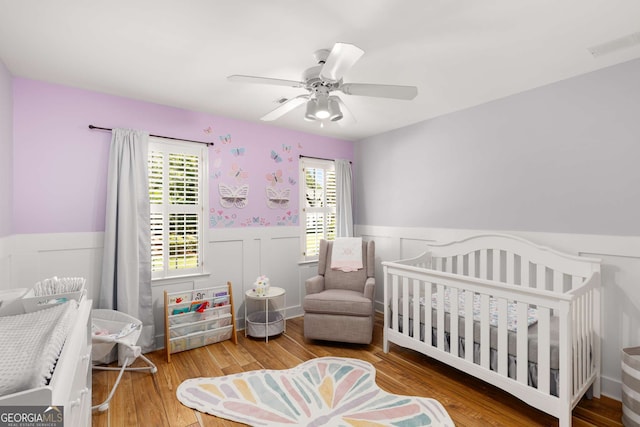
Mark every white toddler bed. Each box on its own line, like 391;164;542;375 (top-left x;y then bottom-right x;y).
382;234;601;427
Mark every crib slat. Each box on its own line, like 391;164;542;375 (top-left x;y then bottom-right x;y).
537;307;551;394
497;297;508;376
424;282;432;343
392;275;399;332
572;301;578;395
588;291;595;378
457;255;464;276
516;302;529;384
553;270;564;293
480;294;490;369
412;279;421;343
506;251;515;284
521;256;530;287
464;290;474;363
469;252;476;278
480;249;488;280
581;293;589;387
574;295;582;391
537;264;546;290
579;294;586;391
448;257;455;273
450;287;459;357
492;249;501;282
436;284;445;350
402;277;409;339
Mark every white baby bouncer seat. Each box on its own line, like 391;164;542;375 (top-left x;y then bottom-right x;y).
91;309;157;412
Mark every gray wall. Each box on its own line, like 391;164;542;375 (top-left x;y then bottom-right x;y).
0;59;12;238
354;58;640;236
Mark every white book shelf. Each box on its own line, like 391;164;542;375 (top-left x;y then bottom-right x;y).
164;282;237;362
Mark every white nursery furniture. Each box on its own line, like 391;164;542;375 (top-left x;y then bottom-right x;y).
0;298;92;426
91;309;158;412
382;234;601;427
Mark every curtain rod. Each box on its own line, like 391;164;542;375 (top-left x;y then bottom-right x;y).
299;155;351;164
88;125;214;146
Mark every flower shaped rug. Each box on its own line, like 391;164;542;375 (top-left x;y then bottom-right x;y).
177;356;454;426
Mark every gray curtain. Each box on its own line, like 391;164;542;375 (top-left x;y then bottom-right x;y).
99;128;154;353
335;159;354;237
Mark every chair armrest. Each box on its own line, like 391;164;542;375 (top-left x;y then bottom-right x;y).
364;277;375;300
305;275;325;295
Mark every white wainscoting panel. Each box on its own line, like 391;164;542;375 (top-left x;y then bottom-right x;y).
9;233;103;299
4;227;308;353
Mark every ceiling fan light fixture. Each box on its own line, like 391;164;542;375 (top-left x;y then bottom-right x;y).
305;99;318;121
328;96;343;121
314;95;330;119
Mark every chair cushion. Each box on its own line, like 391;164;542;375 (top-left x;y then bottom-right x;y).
303;289;373;317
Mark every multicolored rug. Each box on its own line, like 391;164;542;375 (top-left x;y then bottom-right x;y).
177;356;454;426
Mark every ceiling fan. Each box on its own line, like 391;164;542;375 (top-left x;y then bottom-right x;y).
227;42;418;124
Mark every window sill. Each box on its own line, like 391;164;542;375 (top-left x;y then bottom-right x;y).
151;271;211;286
298;260;318;266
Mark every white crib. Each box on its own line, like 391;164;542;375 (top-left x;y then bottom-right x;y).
382;234;601;427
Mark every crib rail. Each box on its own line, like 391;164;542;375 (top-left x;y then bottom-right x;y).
383;254;600;427
426;234;600;292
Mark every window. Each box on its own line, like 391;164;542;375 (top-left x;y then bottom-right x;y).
149;138;208;279
300;157;336;260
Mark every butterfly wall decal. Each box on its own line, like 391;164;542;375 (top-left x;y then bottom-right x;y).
218;183;249;209
265;170;283;186
219;134;232;144
230;147;245;157
229;163;248;180
270;150;283;163
266;187;290;209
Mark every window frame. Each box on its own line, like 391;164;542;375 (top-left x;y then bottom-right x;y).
299;157;336;261
149;137;209;280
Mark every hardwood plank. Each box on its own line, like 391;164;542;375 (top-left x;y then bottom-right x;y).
131;365;170;427
148;352;198;427
92;313;622;427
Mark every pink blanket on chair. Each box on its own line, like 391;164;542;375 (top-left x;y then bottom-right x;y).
331;237;363;272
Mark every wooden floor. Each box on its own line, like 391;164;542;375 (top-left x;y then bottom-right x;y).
92;314;622;426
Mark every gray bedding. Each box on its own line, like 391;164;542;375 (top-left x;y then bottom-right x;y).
393;300;562;396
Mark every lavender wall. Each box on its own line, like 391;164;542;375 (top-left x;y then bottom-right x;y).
354;58;640;236
12;78;353;234
0;60;12;238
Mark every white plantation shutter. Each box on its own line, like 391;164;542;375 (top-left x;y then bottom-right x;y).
149;139;207;278
300;158;336;260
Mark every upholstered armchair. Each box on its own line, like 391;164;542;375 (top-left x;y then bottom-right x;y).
303;239;375;344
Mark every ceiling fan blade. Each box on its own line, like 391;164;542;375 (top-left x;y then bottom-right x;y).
227;75;305;88
320;43;364;83
340;83;418;100
260;95;308;121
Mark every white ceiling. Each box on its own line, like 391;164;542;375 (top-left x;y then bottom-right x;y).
1;1;639;141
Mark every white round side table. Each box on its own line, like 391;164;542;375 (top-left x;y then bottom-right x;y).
244;286;286;342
